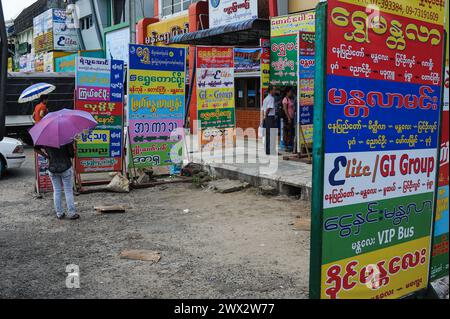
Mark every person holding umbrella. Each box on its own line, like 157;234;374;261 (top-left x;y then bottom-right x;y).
32;94;49;123
30;109;98;220
18;82;56;124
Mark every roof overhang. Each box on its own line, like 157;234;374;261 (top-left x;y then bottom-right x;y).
170;19;270;46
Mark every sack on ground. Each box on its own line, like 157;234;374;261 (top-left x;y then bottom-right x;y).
106;173;130;193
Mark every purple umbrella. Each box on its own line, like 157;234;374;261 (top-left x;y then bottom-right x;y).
29;109;98;148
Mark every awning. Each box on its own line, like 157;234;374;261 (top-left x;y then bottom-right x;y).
170;19;270;46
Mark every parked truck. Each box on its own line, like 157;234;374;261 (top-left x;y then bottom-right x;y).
4;72;75;144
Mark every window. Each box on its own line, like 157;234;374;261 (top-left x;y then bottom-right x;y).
161;0;200;17
113;0;127;25
235;78;260;109
80;15;93;30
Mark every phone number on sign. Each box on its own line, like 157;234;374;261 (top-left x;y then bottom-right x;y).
348;0;441;23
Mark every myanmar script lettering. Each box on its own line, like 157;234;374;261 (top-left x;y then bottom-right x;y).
131;96;183;113
324;249;428;299
224;0;251;15
328;85;438;117
78;87;109;100
330;6;442;50
130;72;184;88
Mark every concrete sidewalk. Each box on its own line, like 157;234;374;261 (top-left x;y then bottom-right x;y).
185;135;313;201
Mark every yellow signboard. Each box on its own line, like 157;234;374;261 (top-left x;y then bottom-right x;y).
145;14;189;48
320;236;431;299
7;57;13;72
271;12;316;37
129;69;185;95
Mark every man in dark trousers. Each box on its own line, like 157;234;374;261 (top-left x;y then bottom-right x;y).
262;85;277;155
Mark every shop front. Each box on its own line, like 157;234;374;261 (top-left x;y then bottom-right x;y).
234;48;263;134
170;0;270;135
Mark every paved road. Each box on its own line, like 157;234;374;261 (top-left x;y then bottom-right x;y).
0;148;311;298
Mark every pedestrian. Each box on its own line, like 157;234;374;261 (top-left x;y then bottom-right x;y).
262;85;277;155
282;87;296;152
32;94;49;123
34;142;79;220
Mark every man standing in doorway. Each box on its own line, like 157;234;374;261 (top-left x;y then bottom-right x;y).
262;85;276;155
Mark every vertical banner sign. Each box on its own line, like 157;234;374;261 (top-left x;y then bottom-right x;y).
261;39;271;138
270;35;299;86
298;31;316;148
260;39;271;101
270;12;316;86
312;0;446;299
431;14;449;281
128;44;186;168
196;47;235;148
35;152;53;193
75;57;125;173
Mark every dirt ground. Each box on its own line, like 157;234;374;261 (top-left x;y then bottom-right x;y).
0;148;311;298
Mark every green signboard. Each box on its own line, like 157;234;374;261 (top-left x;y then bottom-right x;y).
310;0;445;299
270;35;298;86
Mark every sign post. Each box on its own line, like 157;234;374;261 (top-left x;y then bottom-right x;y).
196;46;236;150
127;44;187;173
310;0;446;299
74;56;125;188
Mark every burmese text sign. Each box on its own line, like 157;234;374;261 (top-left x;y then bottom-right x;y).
128;44;186;168
431;14;449;281
196;47;235;148
209;0;258;28
75;57;125;173
298;31;316;147
312;0;445;299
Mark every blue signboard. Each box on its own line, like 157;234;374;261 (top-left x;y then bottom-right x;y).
128;45;186;72
325;75;441;153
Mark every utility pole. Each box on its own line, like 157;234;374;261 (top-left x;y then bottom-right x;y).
0;1;8;140
129;0;136;44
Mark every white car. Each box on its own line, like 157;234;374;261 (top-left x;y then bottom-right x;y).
0;137;26;177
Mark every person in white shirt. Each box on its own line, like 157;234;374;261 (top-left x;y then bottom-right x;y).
262;85;276;155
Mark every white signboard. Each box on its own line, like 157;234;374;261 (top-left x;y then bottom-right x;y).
209;0;258;28
52;9;80;51
105;28;130;64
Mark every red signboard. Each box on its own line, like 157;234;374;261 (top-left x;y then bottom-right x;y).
35;152;53;193
326;1;444;86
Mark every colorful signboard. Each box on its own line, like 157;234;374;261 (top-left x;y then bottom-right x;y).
260;39;270;139
55;53;77;72
270;12;315;37
75;57;125;173
260;39;271;103
234;48;262;73
209;0;258;28
298;31;316;147
145;13;189;47
431;13;449;281
310;0;445;299
35;152;53;194
33;8;80;54
196;47;236;148
128;44;186;169
52;9;80;51
270;12;316;86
